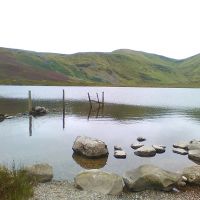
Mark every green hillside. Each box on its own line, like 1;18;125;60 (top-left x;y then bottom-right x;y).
0;47;200;87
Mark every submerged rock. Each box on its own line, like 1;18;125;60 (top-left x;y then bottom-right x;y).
72;153;107;169
123;165;185;192
152;145;166;153
134;146;156;157
114;150;126;159
131;143;144;150
173;148;188;155
182;166;200;185
137;137;146;142
74;169;124;195
72;136;108;158
25;163;53;183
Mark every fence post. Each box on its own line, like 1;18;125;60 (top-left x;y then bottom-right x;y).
28;90;32;113
63;89;65;129
102;91;104;108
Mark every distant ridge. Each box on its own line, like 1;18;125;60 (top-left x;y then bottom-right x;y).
0;47;200;87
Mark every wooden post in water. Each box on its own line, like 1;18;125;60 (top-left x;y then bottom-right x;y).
63;89;65;129
88;92;92;108
102;92;104;108
28;90;32;113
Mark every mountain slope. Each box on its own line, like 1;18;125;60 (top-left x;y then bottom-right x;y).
0;47;199;87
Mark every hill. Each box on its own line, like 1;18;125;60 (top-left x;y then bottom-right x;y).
0;47;200;87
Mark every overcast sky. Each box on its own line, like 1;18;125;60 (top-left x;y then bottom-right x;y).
0;0;200;59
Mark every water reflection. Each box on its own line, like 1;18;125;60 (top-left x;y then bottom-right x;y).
29;115;32;136
72;153;108;169
2;98;200;123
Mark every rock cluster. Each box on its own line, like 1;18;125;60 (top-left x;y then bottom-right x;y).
172;139;200;163
131;137;166;157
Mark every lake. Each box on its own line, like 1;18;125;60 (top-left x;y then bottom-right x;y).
0;86;200;180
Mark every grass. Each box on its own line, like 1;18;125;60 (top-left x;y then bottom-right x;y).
0;47;200;87
0;164;36;200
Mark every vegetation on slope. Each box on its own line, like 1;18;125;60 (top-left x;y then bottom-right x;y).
0;47;200;87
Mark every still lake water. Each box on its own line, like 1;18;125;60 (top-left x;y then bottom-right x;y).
0;86;200;180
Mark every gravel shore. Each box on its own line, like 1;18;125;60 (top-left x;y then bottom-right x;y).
31;181;200;200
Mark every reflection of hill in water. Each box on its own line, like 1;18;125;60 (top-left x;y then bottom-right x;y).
1;98;200;122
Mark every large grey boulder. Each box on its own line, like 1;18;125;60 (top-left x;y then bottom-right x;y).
74;169;124;195
24;163;53;183
123;165;185;192
134;146;156;157
182;165;200;185
72;136;108;158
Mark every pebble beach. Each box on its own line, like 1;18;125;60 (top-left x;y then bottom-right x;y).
31;181;200;200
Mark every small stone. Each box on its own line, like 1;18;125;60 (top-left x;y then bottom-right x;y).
173;148;188;155
134;146;156;157
172;188;180;193
152;145;166;153
182;176;187;181
173;141;189;150
131;143;144;150
137;137;146;142
114;145;122;150
114;150;126;159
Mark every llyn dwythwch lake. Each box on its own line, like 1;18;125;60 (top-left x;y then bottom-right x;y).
0;86;200;180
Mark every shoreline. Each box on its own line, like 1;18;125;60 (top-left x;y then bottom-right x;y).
31;180;200;200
